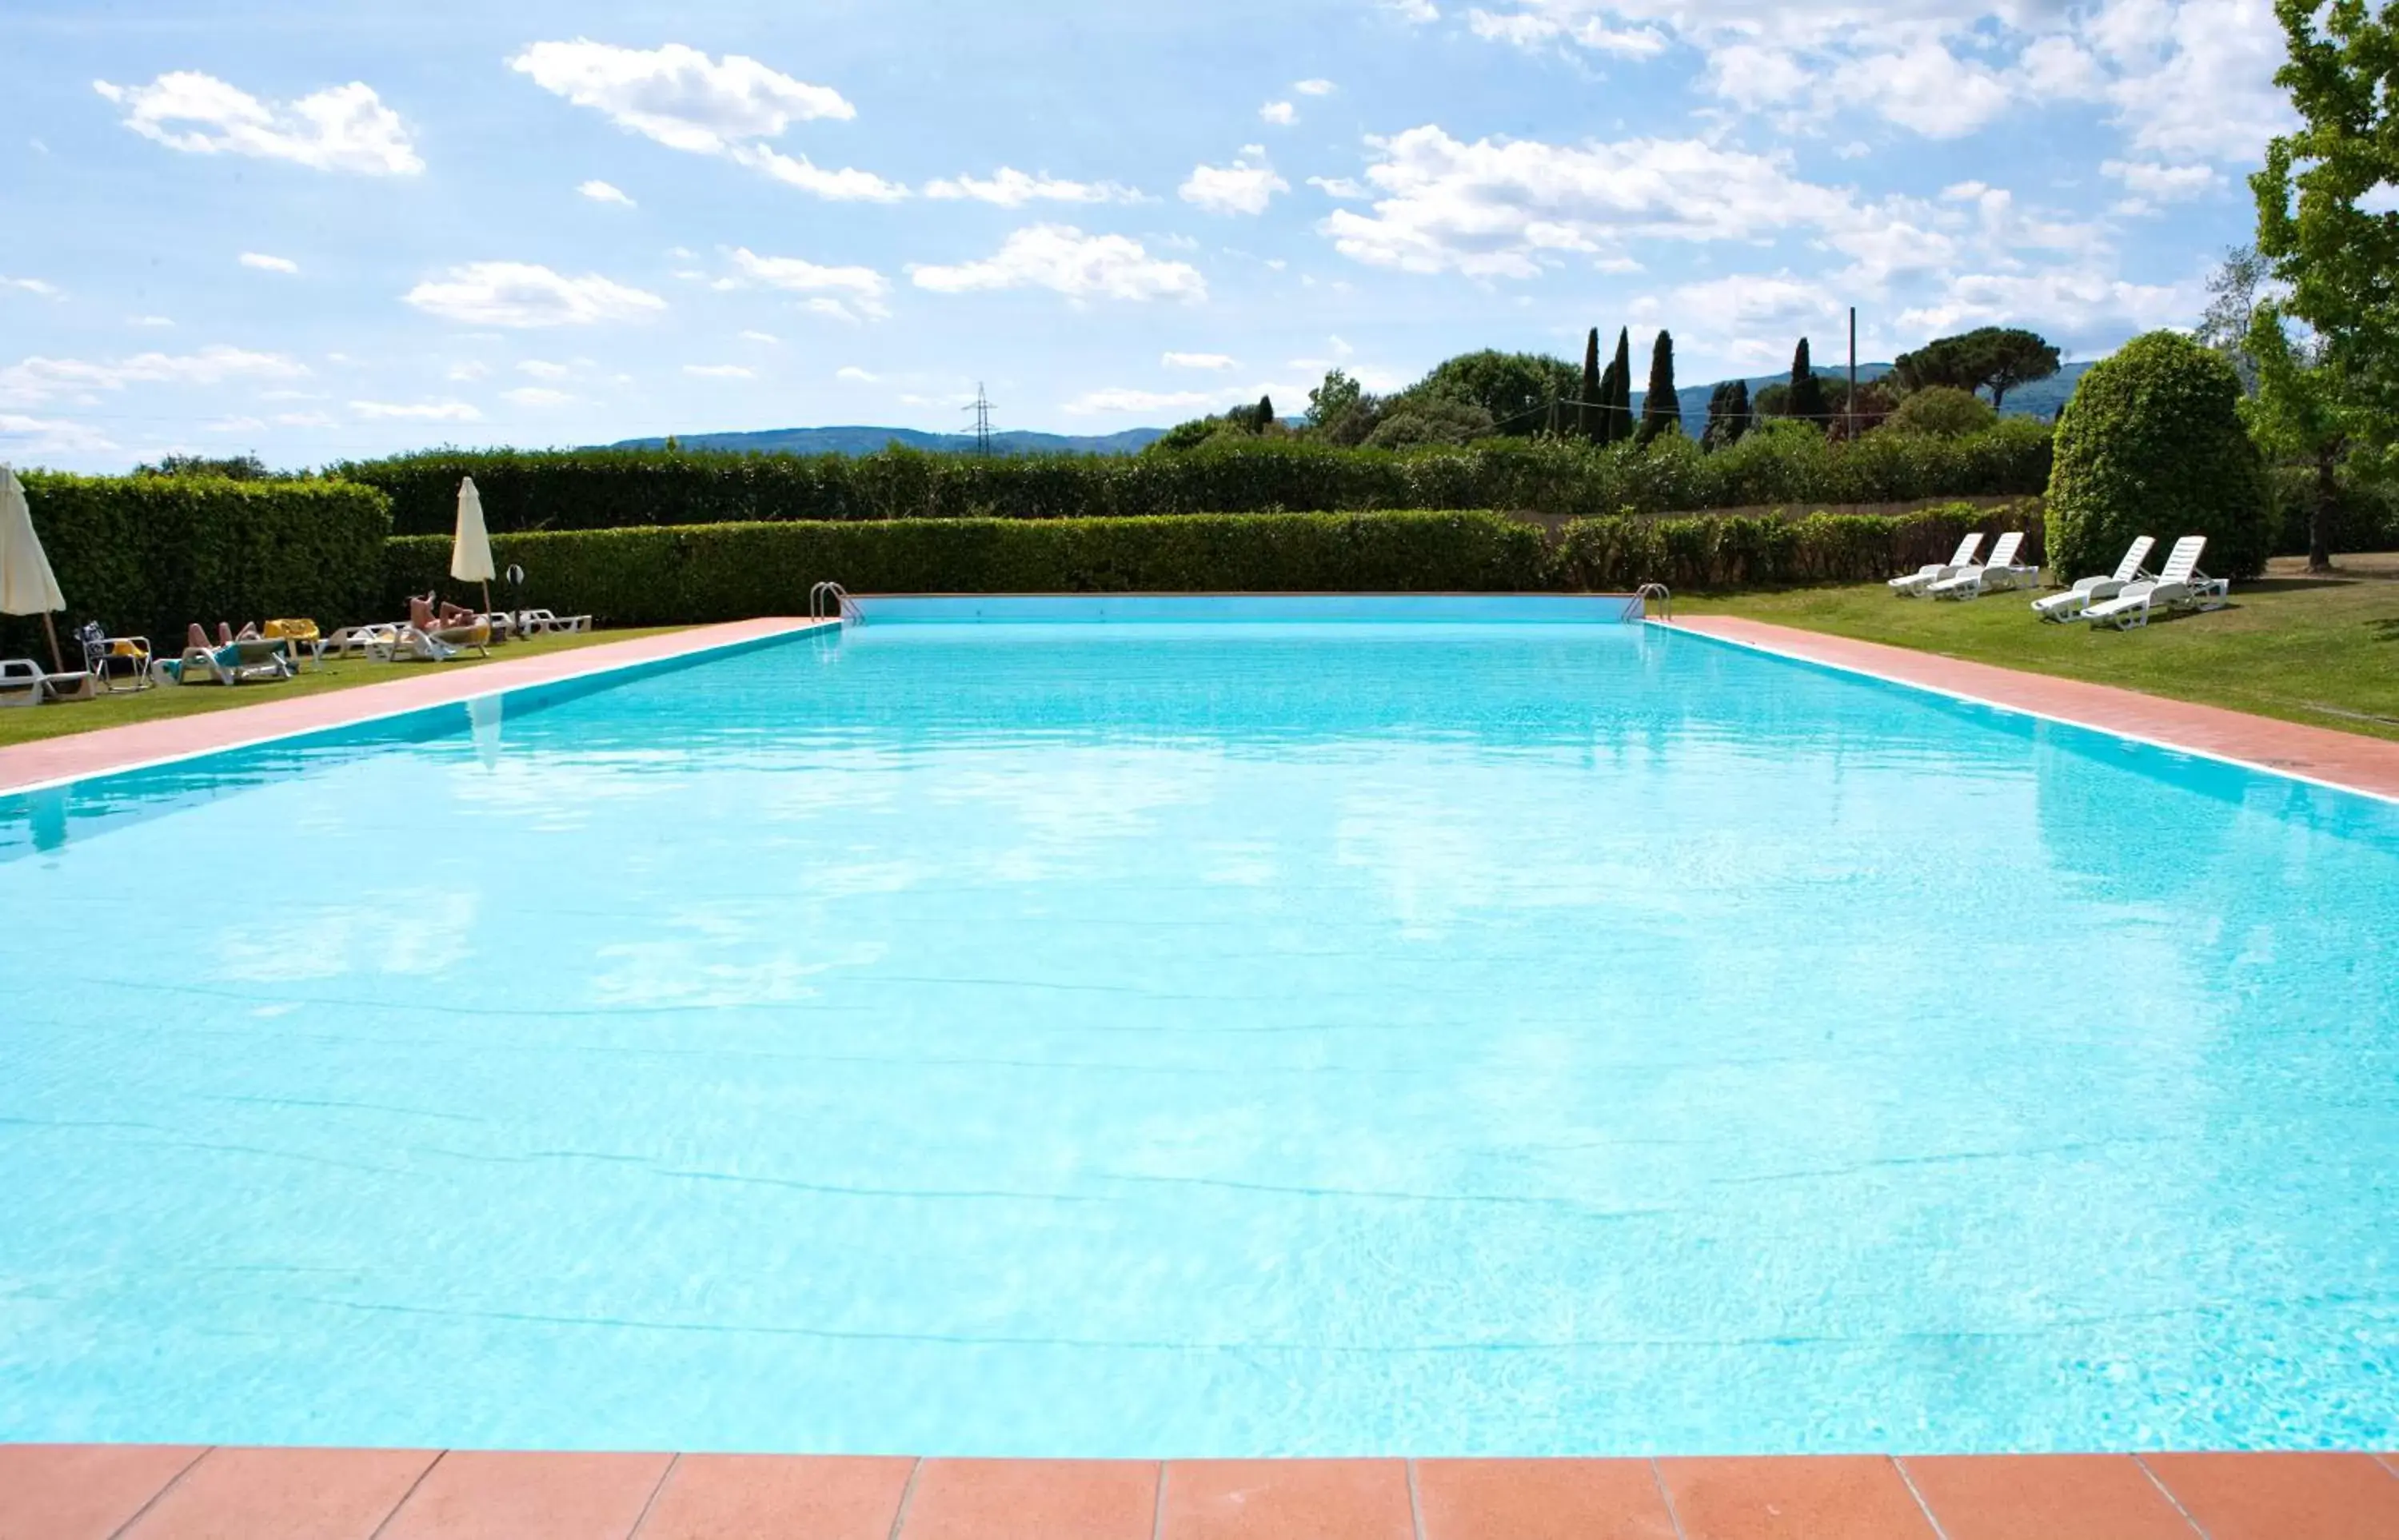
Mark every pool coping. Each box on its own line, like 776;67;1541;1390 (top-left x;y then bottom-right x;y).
5;1443;2396;1538
1669;613;2399;804
0;617;835;799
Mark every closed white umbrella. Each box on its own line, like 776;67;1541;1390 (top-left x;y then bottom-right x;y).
451;475;496;621
0;465;69;672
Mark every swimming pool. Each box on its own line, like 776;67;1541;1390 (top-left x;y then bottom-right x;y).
2;600;2394;1457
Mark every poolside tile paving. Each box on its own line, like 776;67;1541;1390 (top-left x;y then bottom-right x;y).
7;612;2399;1534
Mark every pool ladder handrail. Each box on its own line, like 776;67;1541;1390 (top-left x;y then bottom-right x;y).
1635;582;1672;623
809;581;860;625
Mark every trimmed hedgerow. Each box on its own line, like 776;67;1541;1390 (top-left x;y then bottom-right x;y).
1;473;391;659
337;423;2056;536
381;511;1558;624
1553;501;2043;592
2046;331;2273;580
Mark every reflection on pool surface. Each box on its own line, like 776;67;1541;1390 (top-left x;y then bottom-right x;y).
2;618;2395;1456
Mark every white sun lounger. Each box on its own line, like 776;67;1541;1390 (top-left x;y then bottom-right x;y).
1928;531;2034;600
2084;535;2230;629
1889;533;1985;596
515;608;592;635
2033;536;2156;621
0;658;98;706
369;621;489;663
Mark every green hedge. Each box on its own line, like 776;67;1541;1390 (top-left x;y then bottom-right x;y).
383;503;2044;624
2;473;392;660
339;421;2055;536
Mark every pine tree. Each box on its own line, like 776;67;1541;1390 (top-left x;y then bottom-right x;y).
1638;329;1680;445
1787;339;1827;429
1255;393;1275;431
1578;327;1601;441
1607;327;1633;443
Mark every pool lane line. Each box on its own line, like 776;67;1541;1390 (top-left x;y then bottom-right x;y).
0;616;839;800
1658;615;2399;807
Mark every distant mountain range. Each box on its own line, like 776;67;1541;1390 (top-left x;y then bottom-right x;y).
611;425;1167;456
613;362;2091;457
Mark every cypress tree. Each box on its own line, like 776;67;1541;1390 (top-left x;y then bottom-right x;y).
1788;339;1827;428
1638;329;1680;445
1255;393;1275;431
1594;354;1622;444
1578;327;1602;441
1607;327;1634;443
1727;379;1750;444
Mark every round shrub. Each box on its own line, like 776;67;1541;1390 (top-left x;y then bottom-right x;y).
1883;385;1997;437
2045;330;2273;579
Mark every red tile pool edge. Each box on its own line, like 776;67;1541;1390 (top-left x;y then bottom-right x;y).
0;618;832;798
3;1446;2394;1539
1673;614;2399;802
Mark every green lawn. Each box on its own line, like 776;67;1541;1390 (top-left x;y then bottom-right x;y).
1682;553;2399;741
0;627;685;750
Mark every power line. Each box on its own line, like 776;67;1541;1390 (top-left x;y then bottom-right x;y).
963;383;993;456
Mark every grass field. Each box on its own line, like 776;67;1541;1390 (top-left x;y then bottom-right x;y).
0;627;684;750
1685;553;2399;742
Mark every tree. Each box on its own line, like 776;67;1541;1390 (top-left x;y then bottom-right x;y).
136;453;277;480
1638;329;1681;445
1593;352;1623;445
1891;327;2061;410
2244;304;2357;572
1578;329;1602;441
1306;369;1363;429
1609;329;1633;443
1254;394;1275;431
1882;385;1997;437
1700;380;1750;451
2253;0;2399;425
1362;395;1496;448
2046;330;2274;580
2197;245;2273;393
1786;339;1830;427
1407;349;1579;436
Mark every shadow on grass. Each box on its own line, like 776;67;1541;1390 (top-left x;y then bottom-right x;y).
2371;616;2399;644
2241;577;2361;595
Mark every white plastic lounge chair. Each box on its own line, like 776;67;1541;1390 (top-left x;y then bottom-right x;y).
1928;532;2032;600
516;608;592;635
2034;537;2156;621
1889;533;1985;596
315;623;401;660
2084;536;2230;630
368;622;487;663
0;658;96;705
154;640;287;686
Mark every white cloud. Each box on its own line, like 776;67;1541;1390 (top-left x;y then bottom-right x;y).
578;178;635;205
1837;43;2014;137
740;329;780;344
1383;0;1440;21
1308;174;1370;200
1260;101;1298;126
403;262;666;327
238;252;298;274
448;361;491;381
803;297;868;324
92;72;421;175
0;413;115;455
350;399;481;421
1164;351;1238;369
1294;78;1338;96
1180;146;1289;217
127;314;174;328
836;365;880;383
924;167;1142;205
501;386;575;406
2101;158;2223;201
0;345;308;407
1895;265;2196;342
203;415;265;434
517;360;571;379
1466;6;1668;55
2;277;62;298
682;363;755;378
910;225;1207;302
724;248;892;319
1060;386;1233;416
510;40;905;201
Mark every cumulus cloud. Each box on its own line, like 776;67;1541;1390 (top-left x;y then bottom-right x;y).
740;329;780;343
93;71;422;174
403;262;666;327
578;178;635;204
350;399;481;421
1466;7;1667;55
0;345;307;407
723;248;892;319
836;365;880;383
1180;146;1290;216
0;413;116;456
2101;158;2222;213
1260;101;1298;126
922;168;1142;205
3;276;62;298
909;225;1207;302
239;252;298;273
509;40;904;200
1163;351;1239;369
448;361;491;381
1294;78;1338;95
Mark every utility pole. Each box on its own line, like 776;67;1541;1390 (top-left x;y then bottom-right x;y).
1846;306;1858;441
964;383;994;456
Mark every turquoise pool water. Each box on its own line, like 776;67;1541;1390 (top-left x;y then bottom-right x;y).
2;612;2396;1456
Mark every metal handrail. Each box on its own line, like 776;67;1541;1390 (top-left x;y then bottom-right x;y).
1635;582;1672;623
809;581;857;624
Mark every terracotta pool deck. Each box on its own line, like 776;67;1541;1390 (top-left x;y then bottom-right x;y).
6;610;2397;1535
5;1446;2398;1539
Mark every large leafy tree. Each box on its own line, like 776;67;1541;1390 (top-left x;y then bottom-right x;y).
1638;329;1681;444
1700;380;1750;451
1408;349;1579;437
1891;327;2061;410
2244;305;2358;571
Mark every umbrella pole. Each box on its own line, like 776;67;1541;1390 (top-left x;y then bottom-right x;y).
40;612;64;675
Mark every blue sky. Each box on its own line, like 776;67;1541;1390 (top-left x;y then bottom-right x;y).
2;0;2289;470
